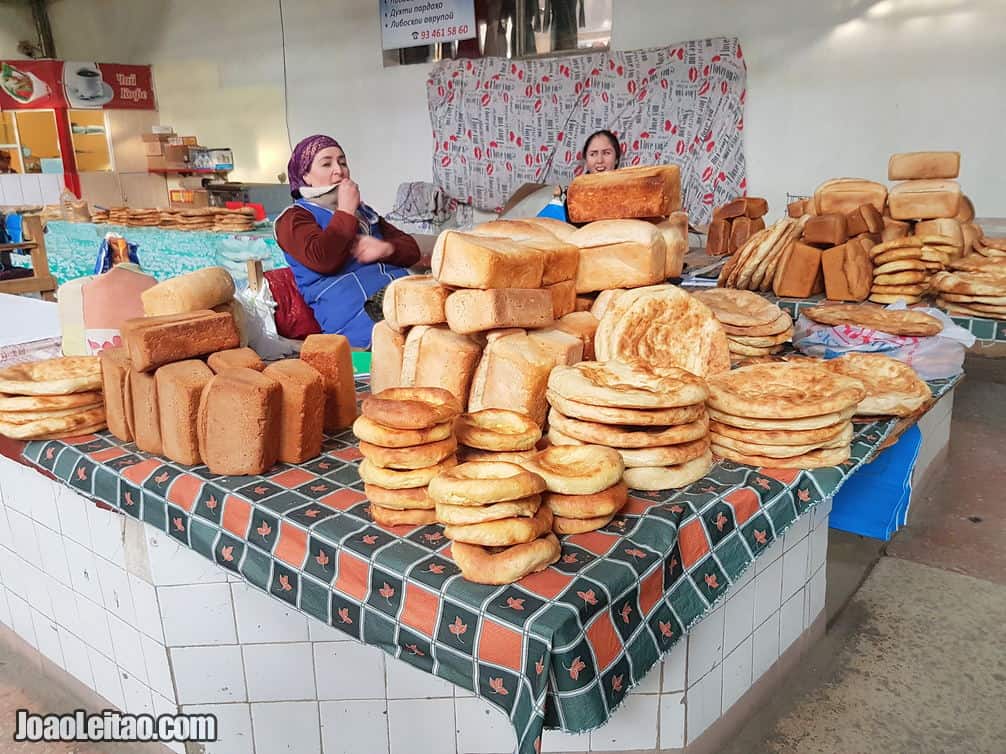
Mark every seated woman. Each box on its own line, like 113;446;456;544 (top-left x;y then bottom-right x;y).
275;134;420;348
537;129;622;222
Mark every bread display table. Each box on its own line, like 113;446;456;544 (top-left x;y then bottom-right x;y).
0;374;955;754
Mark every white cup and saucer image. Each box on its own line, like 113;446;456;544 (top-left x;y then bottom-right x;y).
63;62;114;107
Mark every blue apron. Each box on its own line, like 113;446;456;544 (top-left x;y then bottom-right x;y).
276;199;407;348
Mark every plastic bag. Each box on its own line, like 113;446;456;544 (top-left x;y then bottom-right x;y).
216;236;272;283
233;279;301;361
93;233;139;274
792;302;975;380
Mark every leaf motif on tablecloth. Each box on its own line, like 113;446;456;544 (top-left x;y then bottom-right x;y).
449;615;467;643
257;521;272;537
704;573;720;590
489;677;508;695
619;603;633;624
315;549;329;568
577;589;598;605
172;517;184;532
713;512;729;532
506;597;525;611
659;621;674;638
753;529;768;545
612;674;623;693
220;546;234;562
337;607;353;624
278;575;292;592
154;471;169;484
535;656;545;675
379;582;395;603
567;657;587;681
76;466;88;481
205;495;218;509
123;492;134;507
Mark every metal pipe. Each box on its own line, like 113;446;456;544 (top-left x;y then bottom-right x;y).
31;0;56;58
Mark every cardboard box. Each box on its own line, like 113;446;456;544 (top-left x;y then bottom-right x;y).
169;188;210;209
147;144;190;171
168;136;199;146
144;141;164;157
142;131;173;143
151;125;175;135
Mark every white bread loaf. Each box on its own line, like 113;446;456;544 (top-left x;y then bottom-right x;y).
401;325;482;410
547;280;577;319
382;275;448;330
370;321;405;394
814;178;888;215
522;217;578;243
914;218;963;248
954;195;975;224
472;328;526;347
431;231;543;289
527;327;583;367
141;267;235;316
571;220;667;293
888;151;960;181
567;165;681;223
888;180;962;220
468;332;553;425
467;221;579;285
554;311;599;361
445;288;553;334
650;211;688;279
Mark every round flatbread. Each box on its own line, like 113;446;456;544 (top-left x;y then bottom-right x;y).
358;456;457;490
547;427;711;468
710;423;852;458
873;247;924;265
868;293;922;305
726;329;793;348
544;482;628;519
621;451;714;491
981;236;1006;251
353;416;452;448
358;436;457;470
691;289;782;327
547;408;708;448
428;461;546;505
0;391;102;412
436;495;541;526
523;445;624;495
455;409;541;452
950;256;1006;273
937;300;1006;320
802;304;941;336
931;271;1006;297
869;284;929;295
450;534;560;585
869;237;923;258
458;448;537;465
553;513;615;535
0;357;101;396
873;260;926;275
31;421;107;440
824;353;932;416
873;271;928;286
938;292;1006;305
0;406;106;440
548;361;708;409
443;505;553;546
712;443;851;469
707;362;865;419
0;403;103;425
363;484;435;510
546;389;705;427
721;311;793;337
370;505;437;527
727;341;783;357
361;387;461;430
709;418;850;446
707;405;855;431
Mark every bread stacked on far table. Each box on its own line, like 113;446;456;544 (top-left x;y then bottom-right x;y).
431;461;559;585
356;387;461;527
692;289;793;360
524;445;627;534
706;197;769;256
706;362;866;469
824;353;932;416
545;361;713;491
455;409;541;464
930;268;1006;320
0;357;106;440
719;217;807;293
865;236;954;304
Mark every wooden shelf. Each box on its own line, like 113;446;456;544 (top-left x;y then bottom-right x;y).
148;168;230;176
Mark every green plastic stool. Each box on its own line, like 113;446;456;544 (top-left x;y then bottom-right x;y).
351;351;372;377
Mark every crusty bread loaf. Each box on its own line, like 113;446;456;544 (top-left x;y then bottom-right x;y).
197;368;281;475
954;195;975;224
547;279;577;319
915;218;963;248
888;151;960;181
527;327;583;368
803;214;848;246
124;368;161;455
787;199;807;218
300;334;357;431
567;165;681;222
554;311;599;361
468;333;553;425
467;221;579;285
432;232;544;289
706;219;729;256
445;288;553;334
773;242;823;299
100;347;132;442
822;242;870;302
401;325;482;410
382;275;448;330
571;220;667;293
156;360;213;465
522;217;578;243
370;321;405;395
729;216;753;254
713;198;747;221
814;178;887;215
888;180;961;220
263;360;325;464
652;211;688;278
141;267;235;316
846;208;868;237
882;217;912;242
207;348;264;374
121;311;240;372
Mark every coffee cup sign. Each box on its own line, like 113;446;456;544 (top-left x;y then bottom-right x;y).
75;68;103;99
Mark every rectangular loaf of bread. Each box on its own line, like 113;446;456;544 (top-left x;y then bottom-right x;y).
713;197;746;221
468;221;579;284
954;195;975;224
122;311;240;372
567;165;681;222
571;220;667;293
528;327;583;367
773;242;823;299
787;199;807;218
888;180;962;220
382;275;448;330
432;231;544;289
814;178;887;215
547;280;577;319
262;360;325;464
649;211;688;277
821;243;870;302
100;347;132;442
156;360;214;466
299;334;357;431
915;218;963;247
729;216;753;253
197;368;281;475
522;216;578;243
370;321;404;395
401;325;482;410
706;219;729;256
141;267;235;316
803;214;848;246
554;311;599;360
882;217;912;242
888;151;960;181
207;348;264;374
124;368;161;455
445;288;553;334
467;332;553;425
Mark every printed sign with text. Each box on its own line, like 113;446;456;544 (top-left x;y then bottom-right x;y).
379;0;476;50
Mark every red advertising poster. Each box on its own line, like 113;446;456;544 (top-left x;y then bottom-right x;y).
0;60;155;110
0;59;66;109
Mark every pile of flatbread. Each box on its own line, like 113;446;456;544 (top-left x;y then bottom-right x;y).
867;236;955;305
692;289;793;360
707;362;865;469
931;267;1006;321
823;353;932;416
593;284;731;377
802;303;943;337
0;357;106;440
546;361;713;491
718;217;807;292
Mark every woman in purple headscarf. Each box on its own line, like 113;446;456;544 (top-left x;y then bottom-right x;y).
274;135;420;348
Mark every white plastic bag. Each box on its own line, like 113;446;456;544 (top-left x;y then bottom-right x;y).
233;280;302;361
792;302;975;380
217;237;272;283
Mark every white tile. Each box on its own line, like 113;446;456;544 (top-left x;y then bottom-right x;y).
243;642;316;702
721;635;753;713
48;579;80;635
231;582;308;644
28;480;61;530
731;563;755;592
55;486;93;548
806;564;827;628
813;496;833;529
7;592;36;647
659;691;685;750
95;556;136;625
686;605;723;684
0;174;23;204
35;523;72;587
151;691;180;718
588;691;659;751
315;641;387;700
181;703;253;754
7;509;41;567
752;610;780;682
0;548;29;599
171;645;246;704
129;572;164;642
320;700;389;754
808;521;829;577
89;646;126;710
662;639;687;693
123;517;151;581
57;627;94;688
754;556;783;628
783;511;811;550
309;617;352;643
541;727;590;753
121;672;155;716
723;582;755;655
0;586;10;628
634;659;661;693
779;588;806;655
159;583;237;647
74;594;113;658
40;174;65;205
24;564;54;618
64;538;103;603
755;535;784;571
385;655;455;699
456;697;516;753
32;609;64;668
147;532;226;586
108;615;147;683
685;661;722;744
388;698;454;754
0;507;11;552
87;504;126;567
781;537;810;602
141;634;175;702
251;701;321;754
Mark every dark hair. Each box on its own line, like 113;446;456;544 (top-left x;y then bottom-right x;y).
582;130;620;168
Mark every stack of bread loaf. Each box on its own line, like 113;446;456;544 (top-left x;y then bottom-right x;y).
355;387;461;527
455;408;541;464
865;236;951;305
692;289;793;360
94;206;256;233
430;461;560;585
545;361;713;491
524;445;628;534
706;196;769;256
719;217;807;293
706;362;866;469
931;268;1006;320
0;357;106;440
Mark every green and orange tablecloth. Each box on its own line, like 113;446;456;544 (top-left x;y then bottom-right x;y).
21;376;957;754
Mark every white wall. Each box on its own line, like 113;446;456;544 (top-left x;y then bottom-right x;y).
5;0;1004;215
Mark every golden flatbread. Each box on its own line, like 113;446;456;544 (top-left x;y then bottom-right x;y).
869;293;922;304
869;237;923;258
712;443;851;469
545;389;705;427
547;408;709;448
691;288;782;327
0;406;106;440
707;405;855;431
726;329;794;347
869;284;929;295
949;256;1006;273
873;271;928;286
721;311;793;337
546;427;710;468
710;417;849;446
930;271;1006;297
803;304;942;336
31;421;108;441
450;534;560;585
436;495;541;526
937;300;1006;320
0;403;103;425
707;362;865;419
0;357;101;396
873;260;927;275
726;340;783;357
443;505;553;546
938;292;1006;305
873;248;924;265
621;451;714;491
710;423;852;458
548;360;709;409
0;391;102;412
824;353;932;416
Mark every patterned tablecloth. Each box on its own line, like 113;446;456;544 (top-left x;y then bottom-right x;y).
21;377;956;754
